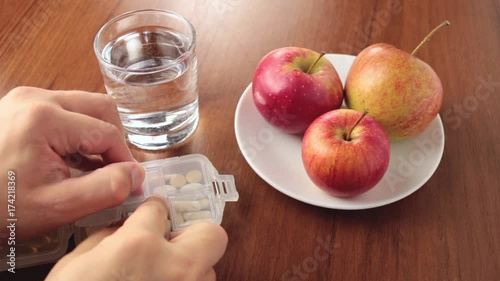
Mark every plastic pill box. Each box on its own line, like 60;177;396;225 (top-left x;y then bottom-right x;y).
0;154;239;271
76;154;239;231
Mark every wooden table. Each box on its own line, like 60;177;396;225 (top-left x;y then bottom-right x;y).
1;0;499;280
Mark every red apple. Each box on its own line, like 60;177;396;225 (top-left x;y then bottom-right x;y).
252;47;343;134
345;21;450;141
302;109;390;197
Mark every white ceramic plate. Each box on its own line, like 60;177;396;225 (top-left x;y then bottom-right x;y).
234;54;445;210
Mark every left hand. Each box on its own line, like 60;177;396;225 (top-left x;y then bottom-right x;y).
0;87;144;242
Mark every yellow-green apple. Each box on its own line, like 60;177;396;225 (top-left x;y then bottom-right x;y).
252;47;343;134
302;109;390;197
345;21;450;140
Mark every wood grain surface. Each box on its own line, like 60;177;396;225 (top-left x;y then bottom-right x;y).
0;0;499;280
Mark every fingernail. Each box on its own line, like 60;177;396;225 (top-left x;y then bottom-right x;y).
131;165;145;191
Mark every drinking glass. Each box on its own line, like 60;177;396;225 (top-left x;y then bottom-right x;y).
94;9;198;150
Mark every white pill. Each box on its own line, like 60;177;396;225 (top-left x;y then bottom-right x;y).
148;174;164;184
173;201;201;212
180;218;213;227
173;200;203;212
183;211;212;221
197;199;210;209
174;212;184;225
170;174;187;188
182;183;204;192
153;185;176;195
186;170;203;183
164;174;172;182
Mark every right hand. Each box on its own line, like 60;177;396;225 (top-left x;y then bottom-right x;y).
46;197;228;281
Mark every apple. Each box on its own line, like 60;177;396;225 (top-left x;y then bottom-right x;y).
252;47;343;134
345;21;450;141
302;109;390;197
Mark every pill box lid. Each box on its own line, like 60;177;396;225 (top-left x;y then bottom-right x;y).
75;154;239;231
0;225;71;272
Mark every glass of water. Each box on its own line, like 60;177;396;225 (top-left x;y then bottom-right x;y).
94;9;198;150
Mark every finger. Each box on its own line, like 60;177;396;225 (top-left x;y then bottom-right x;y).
70;227;118;257
51;227;118;270
121;196;171;237
65;153;105;171
49;90;126;136
33;162;145;228
204;268;216;281
48;110;133;163
169;223;228;268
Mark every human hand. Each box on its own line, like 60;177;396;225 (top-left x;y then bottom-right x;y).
46;197;228;281
0;87;144;241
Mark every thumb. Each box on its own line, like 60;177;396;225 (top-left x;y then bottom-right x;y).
37;162;145;227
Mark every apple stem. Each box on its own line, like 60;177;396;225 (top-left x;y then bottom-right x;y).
345;110;369;141
411;20;451;56
306;51;326;74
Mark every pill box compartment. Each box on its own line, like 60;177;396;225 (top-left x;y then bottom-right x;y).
75;154;239;232
0;225;71;271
